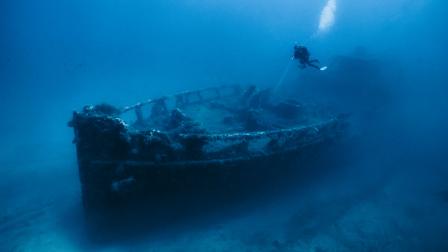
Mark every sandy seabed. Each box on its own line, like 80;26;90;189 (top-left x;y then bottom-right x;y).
1;156;448;252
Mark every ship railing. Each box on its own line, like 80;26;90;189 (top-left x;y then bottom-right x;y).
178;117;344;160
119;85;243;123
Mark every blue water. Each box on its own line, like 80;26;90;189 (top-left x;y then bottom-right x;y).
1;0;447;251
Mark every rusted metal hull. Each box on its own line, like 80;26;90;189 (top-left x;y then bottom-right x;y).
69;85;348;230
78;143;340;230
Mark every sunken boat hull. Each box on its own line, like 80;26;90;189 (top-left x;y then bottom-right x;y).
69;85;347;228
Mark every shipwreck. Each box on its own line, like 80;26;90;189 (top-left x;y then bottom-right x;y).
69;85;348;229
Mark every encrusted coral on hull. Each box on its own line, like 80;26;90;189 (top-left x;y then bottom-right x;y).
69;85;348;228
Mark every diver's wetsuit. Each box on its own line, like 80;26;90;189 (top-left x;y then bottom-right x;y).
293;46;320;70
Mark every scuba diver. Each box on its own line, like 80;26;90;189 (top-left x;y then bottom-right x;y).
293;45;323;70
274;44;328;93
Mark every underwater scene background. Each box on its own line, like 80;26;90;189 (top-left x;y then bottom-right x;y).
1;0;448;251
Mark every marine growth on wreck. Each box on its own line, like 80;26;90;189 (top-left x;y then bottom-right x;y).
69;85;347;228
